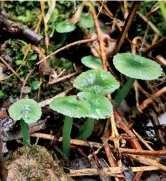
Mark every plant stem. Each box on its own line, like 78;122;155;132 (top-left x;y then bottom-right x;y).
77;118;94;140
20;119;30;145
62;116;73;157
114;78;135;108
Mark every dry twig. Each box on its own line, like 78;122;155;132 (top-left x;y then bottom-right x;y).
37;38;97;65
68;166;158;177
90;6;107;70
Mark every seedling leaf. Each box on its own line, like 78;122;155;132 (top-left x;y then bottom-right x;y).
78;92;113;119
55;21;76;33
9;99;42;124
81;56;102;69
78;13;94;29
113;53;163;80
31;81;41;90
50;96;90;118
74;69;120;95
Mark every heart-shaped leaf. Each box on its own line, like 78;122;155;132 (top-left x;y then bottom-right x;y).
81;56;102;69
78;92;113;119
78;13;94;29
74;69;120;95
9;99;42;124
55;21;76;33
50;96;90;118
113;53;163;80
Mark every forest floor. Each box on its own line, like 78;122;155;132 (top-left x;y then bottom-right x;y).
0;1;166;181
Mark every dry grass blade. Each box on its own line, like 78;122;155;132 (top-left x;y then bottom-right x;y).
111;2;140;58
0;56;23;82
143;36;166;54
126;154;166;172
90;6;107;70
40;0;49;52
139;86;166;111
68;166;159;177
116;148;166;156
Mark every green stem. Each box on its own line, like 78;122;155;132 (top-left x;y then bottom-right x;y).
114;78;135;108
77;118;94;140
20;119;30;145
62;116;73;157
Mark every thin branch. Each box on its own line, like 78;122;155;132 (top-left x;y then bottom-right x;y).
48;72;77;85
139;86;166;111
0;56;23;82
116;148;166;156
30;133;106;148
110;2;140;58
143;36;166;54
126;154;166;172
37;38;97;65
90;6;107;70
68;166;158;177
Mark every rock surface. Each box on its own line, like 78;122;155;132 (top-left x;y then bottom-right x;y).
6;145;74;181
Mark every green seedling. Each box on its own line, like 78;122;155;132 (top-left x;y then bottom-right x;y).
78;13;94;29
81;56;102;70
50;69;119;157
73;69;120;95
50;95;90;157
55;20;76;33
31;81;41;90
76;92;113;140
9;99;42;145
113;53;163;108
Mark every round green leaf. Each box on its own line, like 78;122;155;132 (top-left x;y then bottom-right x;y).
31;81;41;90
55;21;76;33
0;90;5;99
73;69;120;95
113;53;163;80
78;92;113;119
9;99;42;124
78;13;94;29
50;96;90;118
81;56;102;69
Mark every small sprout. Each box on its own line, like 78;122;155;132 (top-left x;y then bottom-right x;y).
78;13;94;29
74;69;120;95
9;99;42;124
55;21;76;33
50;96;90;118
9;99;42;145
50;96;90;157
50;69;119;156
31;81;41;90
113;53;163;80
77;92;113;119
81;56;102;70
113;53;163;108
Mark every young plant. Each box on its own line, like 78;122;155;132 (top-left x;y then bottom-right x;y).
73;69;119;95
113;53;163;108
76;92;113;140
9;99;42;145
55;20;76;33
50;69;120;157
81;56;102;70
50;96;90;157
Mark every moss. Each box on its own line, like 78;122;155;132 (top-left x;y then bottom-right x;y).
7;145;74;181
